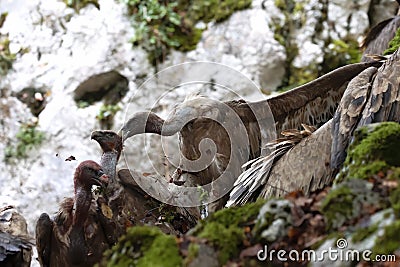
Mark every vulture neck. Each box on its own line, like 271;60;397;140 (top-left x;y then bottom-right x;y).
145;112;181;136
73;183;92;228
100;150;120;192
69;173;93;264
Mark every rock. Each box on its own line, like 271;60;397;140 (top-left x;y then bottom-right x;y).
253;199;293;242
14;87;47;117
73;70;128;106
0;206;32;267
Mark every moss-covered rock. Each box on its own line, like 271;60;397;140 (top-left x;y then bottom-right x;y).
338;122;400;181
252;199;292;242
98;226;182;267
63;0;100;12
4;121;45;163
124;0;252;66
320;179;381;230
372;219;400;257
191;200;265;264
321;122;400;260
351;223;379;243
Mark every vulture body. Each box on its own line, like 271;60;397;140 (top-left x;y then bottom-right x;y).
121;60;382;210
91;130;198;234
0;206;32;267
332;49;400;169
229;48;400;206
35;160;116;267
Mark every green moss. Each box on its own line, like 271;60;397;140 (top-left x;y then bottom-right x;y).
63;0;99;12
320;179;381;230
0;13;29;75
0;12;7;28
123;0;251;66
198;222;243;263
384;27;400;55
372;220;400;256
321;38;361;75
0;36;16;76
351;223;379;243
99;226;182;267
96;104;121;121
187;0;252;23
389;173;400;218
192;200;265;264
387;167;400;181
320;184;354;229
339;122;400;181
4;122;45;163
96;104;121;129
287;64;319;90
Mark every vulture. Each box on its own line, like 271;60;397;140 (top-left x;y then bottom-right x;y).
0;206;32;267
229;48;400;206
120;60;382;210
91;130;198;234
35;160;117;267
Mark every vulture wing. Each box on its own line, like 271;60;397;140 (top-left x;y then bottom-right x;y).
35;213;53;267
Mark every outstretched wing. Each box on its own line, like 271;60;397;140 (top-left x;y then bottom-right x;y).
265;61;383;134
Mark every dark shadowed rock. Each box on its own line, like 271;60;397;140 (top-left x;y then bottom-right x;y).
73;70;128;106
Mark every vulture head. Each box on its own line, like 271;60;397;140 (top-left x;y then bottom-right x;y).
119;95;231;141
91;130;123;157
119;111;166;141
73;160;109;192
91;130;123;194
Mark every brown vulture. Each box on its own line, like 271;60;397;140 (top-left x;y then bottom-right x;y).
120;60;382;210
91;130;199;233
229;48;400;206
35;160;117;267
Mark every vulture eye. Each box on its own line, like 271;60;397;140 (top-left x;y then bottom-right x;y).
96;169;105;177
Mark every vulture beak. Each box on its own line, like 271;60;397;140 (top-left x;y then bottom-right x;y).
90;131;103;141
93;169;109;186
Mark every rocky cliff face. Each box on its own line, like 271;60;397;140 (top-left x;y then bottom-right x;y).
0;0;397;260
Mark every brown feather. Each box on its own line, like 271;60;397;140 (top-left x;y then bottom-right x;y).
331;66;378;170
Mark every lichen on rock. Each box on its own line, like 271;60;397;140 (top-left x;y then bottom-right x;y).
320;179;381;230
252;199;293;242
